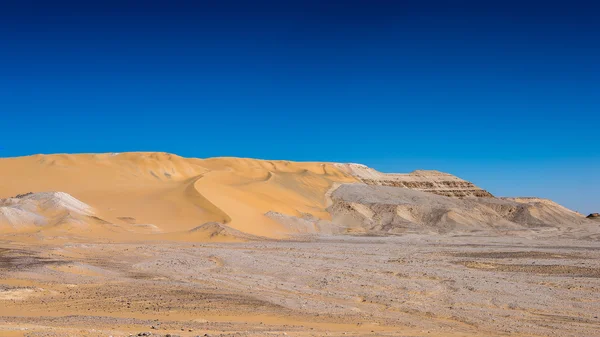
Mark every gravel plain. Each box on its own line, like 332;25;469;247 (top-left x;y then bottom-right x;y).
1;234;600;337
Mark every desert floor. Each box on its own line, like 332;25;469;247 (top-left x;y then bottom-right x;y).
1;234;599;337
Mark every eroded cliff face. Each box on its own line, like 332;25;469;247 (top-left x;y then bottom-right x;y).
336;164;493;198
266;164;593;236
323;184;592;235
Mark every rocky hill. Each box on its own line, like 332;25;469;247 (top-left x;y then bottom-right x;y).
323;184;590;235
336;164;493;198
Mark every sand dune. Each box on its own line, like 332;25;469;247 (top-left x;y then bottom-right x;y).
0;153;357;240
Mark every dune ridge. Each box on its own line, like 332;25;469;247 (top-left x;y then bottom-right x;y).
0;152;357;240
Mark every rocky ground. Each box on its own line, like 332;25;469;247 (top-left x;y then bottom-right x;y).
325;184;594;235
1;234;600;337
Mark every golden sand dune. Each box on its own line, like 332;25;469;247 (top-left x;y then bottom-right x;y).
0;152;357;240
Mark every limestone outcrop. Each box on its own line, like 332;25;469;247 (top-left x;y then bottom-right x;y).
336;164;493;198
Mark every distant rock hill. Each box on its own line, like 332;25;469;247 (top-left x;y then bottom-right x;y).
323;184;589;235
336;164;493;198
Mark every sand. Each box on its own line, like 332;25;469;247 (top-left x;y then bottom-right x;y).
1;236;599;336
0;153;357;240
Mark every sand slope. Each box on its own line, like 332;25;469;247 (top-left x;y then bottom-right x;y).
0;153;357;239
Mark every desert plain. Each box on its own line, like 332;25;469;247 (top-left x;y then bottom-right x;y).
0;153;599;337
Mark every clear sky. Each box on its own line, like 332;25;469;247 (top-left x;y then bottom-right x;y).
0;1;598;214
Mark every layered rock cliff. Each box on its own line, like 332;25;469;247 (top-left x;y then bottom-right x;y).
336;164;493;198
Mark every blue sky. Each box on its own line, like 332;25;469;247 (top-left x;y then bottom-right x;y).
0;1;598;213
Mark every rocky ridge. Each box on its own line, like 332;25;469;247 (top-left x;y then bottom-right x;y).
324;184;590;234
336;164;493;198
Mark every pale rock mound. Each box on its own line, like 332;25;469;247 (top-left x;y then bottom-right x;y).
336;164;492;198
0;192;99;231
0;207;47;229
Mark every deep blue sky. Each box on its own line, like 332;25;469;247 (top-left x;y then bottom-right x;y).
0;1;598;213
